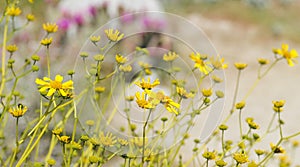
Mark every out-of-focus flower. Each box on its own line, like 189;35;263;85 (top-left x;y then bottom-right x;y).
6;6;22;16
105;29;124;42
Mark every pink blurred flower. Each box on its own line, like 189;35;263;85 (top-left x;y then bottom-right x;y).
57;18;71;31
73;14;84;26
142;17;166;30
88;6;98;17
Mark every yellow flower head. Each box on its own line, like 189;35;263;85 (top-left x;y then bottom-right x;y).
273;44;298;67
136;47;149;55
118;138;129;146
176;87;194;99
210;57;228;70
9;104;27;118
119;65;132;72
26;14;35;21
190;52;212;74
235;101;246;110
115;54;127;64
135;92;155;109
99;132;117;147
52;128;63;135
202;88;213;97
35;75;73;97
40;37;53;46
70;141;82;150
90;35;101;44
95;86;105;93
130;137;148;147
212;75;223;83
163;51;178;62
273;100;285;112
58;135;70;144
257;58;269;65
202;150;216;160
270;143;285;154
43;23;58;33
135;78;160;90
139;62;152;75
6;44;18;53
234;63;248;70
6;6;22;16
233;152;249;164
146;90;180;115
215;159;227;167
105;29;124;42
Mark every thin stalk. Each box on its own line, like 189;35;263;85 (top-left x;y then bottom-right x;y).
142;109;152;165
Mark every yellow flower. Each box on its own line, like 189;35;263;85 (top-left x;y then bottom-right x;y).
257;58;269;65
234;63;248;70
136;47;149;55
135;78;160;90
130;137;148;147
57;135;70;144
246;117;259;130
210;57;228;69
118;138;129;146
273;44;298;66
233;152;249;164
115;54;127;64
255;149;265;156
90;35;101;44
28;0;34;3
135;92;155;109
146;90;180;115
273;100;285;112
119;65;132;72
105;29;124;42
99;132;116;147
43;23;58;33
125;95;134;101
70;141;82;150
52;128;63;136
202;88;213;97
26;14;35;21
139;62;152;75
270;143;285;154
9;104;27;118
47;159;56;166
202;150;216;160
235;101;246;110
190;52;212;74
35;74;73;97
40;37;53;46
6;6;22;16
6;44;18;53
95;86;105;93
163;51;178;62
215;159;227;167
176;87;194;99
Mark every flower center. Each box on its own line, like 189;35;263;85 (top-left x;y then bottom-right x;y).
50;80;62;89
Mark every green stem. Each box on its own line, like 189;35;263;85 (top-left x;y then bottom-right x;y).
142;109;152;165
239;109;243;139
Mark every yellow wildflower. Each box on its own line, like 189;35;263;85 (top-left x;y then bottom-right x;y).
190;52;212;74
273;44;298;66
26;14;35;21
118;138;129;146
40;37;53;46
9;104;27;118
270;143;285;154
210;57;228;69
136;47;149;55
35;74;73;97
6;44;18;53
119;65;132;72
234;63;248;70
255;149;265;156
70;141;82;150
235;101;246;110
130;137;147;147
139;62;152;75
57;135;70;144
176;87;194;99
163;51;178;62
257;58;269;65
95;86;105;93
202;88;213;97
212;75;223;83
6;6;22;16
90;35;101;44
202;150;216;160
99;132;116;147
105;29;124;42
233;152;249;164
47;159;56;166
146;90;180;115
52;128;63;135
43;23;58;33
273;100;285;112
125;95;134;101
135;92;155;109
215;159;227;167
115;54;127;64
135;78;160;90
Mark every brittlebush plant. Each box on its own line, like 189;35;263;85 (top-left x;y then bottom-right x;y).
1;1;300;167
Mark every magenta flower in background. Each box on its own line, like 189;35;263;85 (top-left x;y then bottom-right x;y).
142;16;166;31
57;18;71;31
73;14;84;26
120;13;134;24
88;6;98;17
